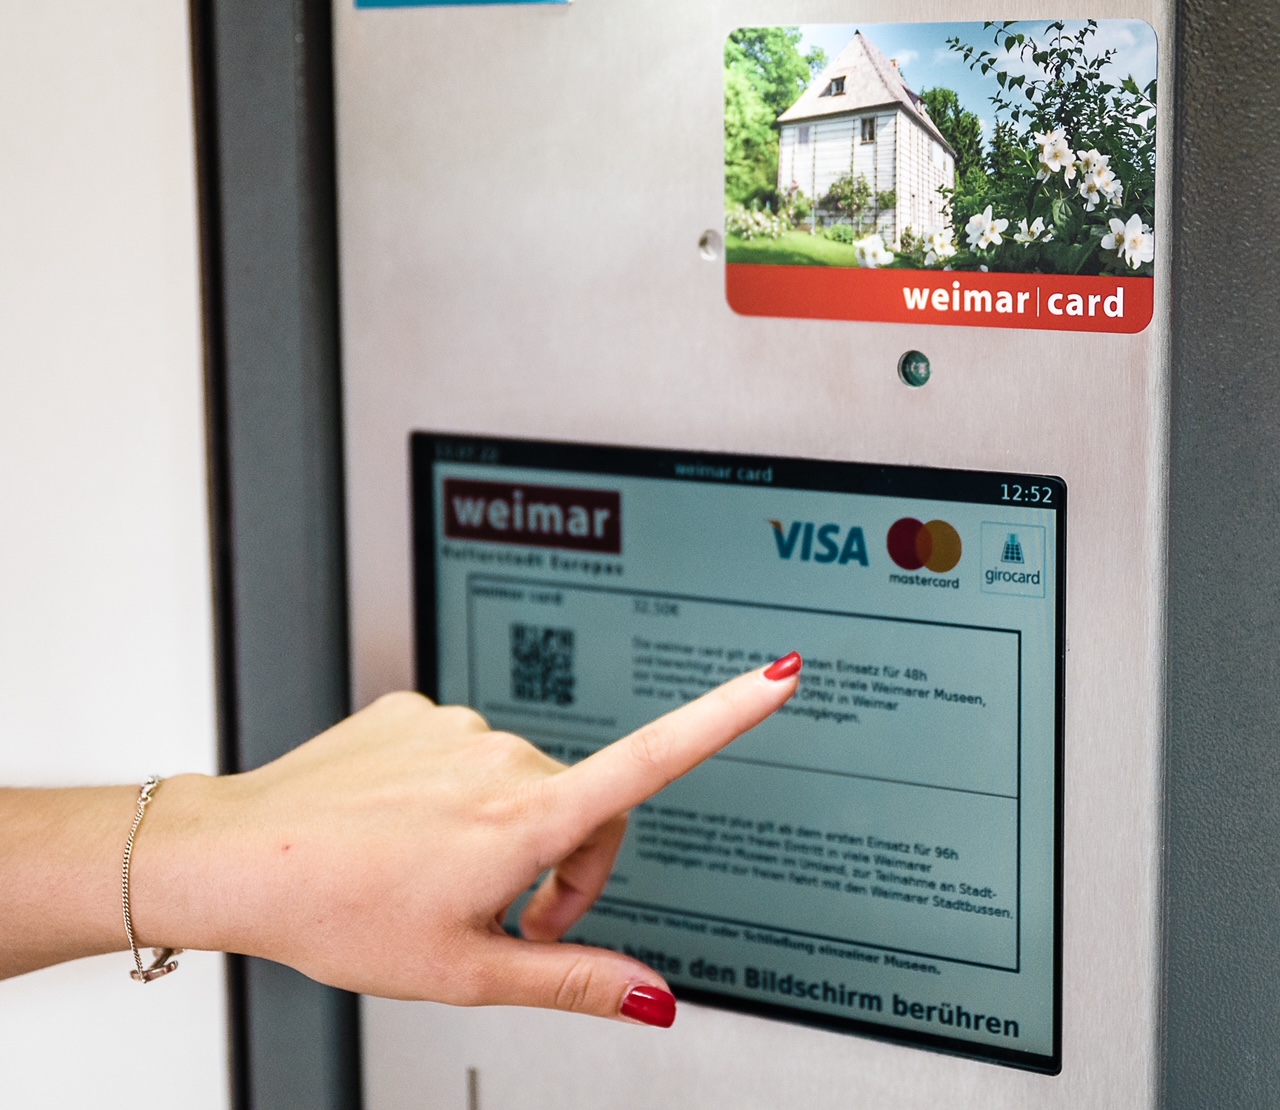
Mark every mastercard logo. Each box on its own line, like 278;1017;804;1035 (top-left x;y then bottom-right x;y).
887;518;963;574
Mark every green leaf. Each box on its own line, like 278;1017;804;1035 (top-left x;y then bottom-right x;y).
1050;197;1073;236
1069;242;1098;275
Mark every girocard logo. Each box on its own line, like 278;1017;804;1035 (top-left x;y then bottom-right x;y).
980;522;1046;597
443;479;621;553
768;520;869;565
887;518;962;573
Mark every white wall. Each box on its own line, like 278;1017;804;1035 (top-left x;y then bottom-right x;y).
0;3;230;1106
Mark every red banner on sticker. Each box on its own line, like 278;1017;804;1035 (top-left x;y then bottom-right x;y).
726;264;1153;333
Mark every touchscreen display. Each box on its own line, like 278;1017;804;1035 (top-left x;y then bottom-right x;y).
413;434;1064;1073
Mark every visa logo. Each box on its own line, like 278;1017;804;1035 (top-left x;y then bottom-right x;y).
768;520;869;566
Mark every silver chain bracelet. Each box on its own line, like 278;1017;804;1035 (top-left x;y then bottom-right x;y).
121;775;181;983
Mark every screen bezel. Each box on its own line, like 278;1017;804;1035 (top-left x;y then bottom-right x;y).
410;431;1066;1074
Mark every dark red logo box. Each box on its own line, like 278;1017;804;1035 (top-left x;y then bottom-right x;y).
442;478;621;554
727;264;1153;333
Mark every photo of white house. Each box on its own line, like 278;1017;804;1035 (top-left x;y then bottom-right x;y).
726;21;1155;279
777;31;956;246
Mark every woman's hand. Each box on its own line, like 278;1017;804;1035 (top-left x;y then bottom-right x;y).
131;656;801;1025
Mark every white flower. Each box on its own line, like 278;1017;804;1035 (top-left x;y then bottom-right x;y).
923;228;956;266
1035;129;1076;184
1076;148;1111;175
724;204;789;241
1078;165;1121;212
854;233;895;268
1013;216;1053;244
1101;213;1154;269
964;205;1009;251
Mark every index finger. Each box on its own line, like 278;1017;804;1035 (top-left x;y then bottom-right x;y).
545;653;802;843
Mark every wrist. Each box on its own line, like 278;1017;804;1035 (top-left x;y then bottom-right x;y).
129;772;254;956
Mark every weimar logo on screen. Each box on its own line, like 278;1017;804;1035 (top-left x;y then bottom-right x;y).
443;479;621;553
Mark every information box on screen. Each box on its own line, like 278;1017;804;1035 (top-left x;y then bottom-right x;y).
412;434;1064;1072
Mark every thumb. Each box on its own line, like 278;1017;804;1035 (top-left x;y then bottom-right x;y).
474;934;677;1028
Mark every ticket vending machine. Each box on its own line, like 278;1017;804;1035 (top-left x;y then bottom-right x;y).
194;0;1280;1101
329;2;1168;1106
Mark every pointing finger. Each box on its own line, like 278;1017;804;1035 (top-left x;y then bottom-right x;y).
545;653;801;849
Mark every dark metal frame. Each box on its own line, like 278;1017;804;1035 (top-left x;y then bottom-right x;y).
190;0;359;1106
1164;1;1280;1105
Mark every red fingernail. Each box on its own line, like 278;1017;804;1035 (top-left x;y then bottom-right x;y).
620;985;676;1028
764;652;803;681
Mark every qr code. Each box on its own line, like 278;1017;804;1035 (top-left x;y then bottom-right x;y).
510;623;576;706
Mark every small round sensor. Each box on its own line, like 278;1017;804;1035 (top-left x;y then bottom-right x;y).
898;350;932;387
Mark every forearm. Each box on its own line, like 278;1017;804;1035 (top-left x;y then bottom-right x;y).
0;775;234;980
0;785;139;978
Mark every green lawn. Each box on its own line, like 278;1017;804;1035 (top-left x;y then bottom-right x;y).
725;230;861;268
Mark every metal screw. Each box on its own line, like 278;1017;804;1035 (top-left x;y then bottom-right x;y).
698;230;723;261
898;350;931;387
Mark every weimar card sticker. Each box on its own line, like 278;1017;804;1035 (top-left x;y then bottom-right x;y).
724;20;1157;332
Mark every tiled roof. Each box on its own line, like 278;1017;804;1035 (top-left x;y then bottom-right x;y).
778;31;955;156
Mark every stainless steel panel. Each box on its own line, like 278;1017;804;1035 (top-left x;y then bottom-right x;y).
333;1;1172;1104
